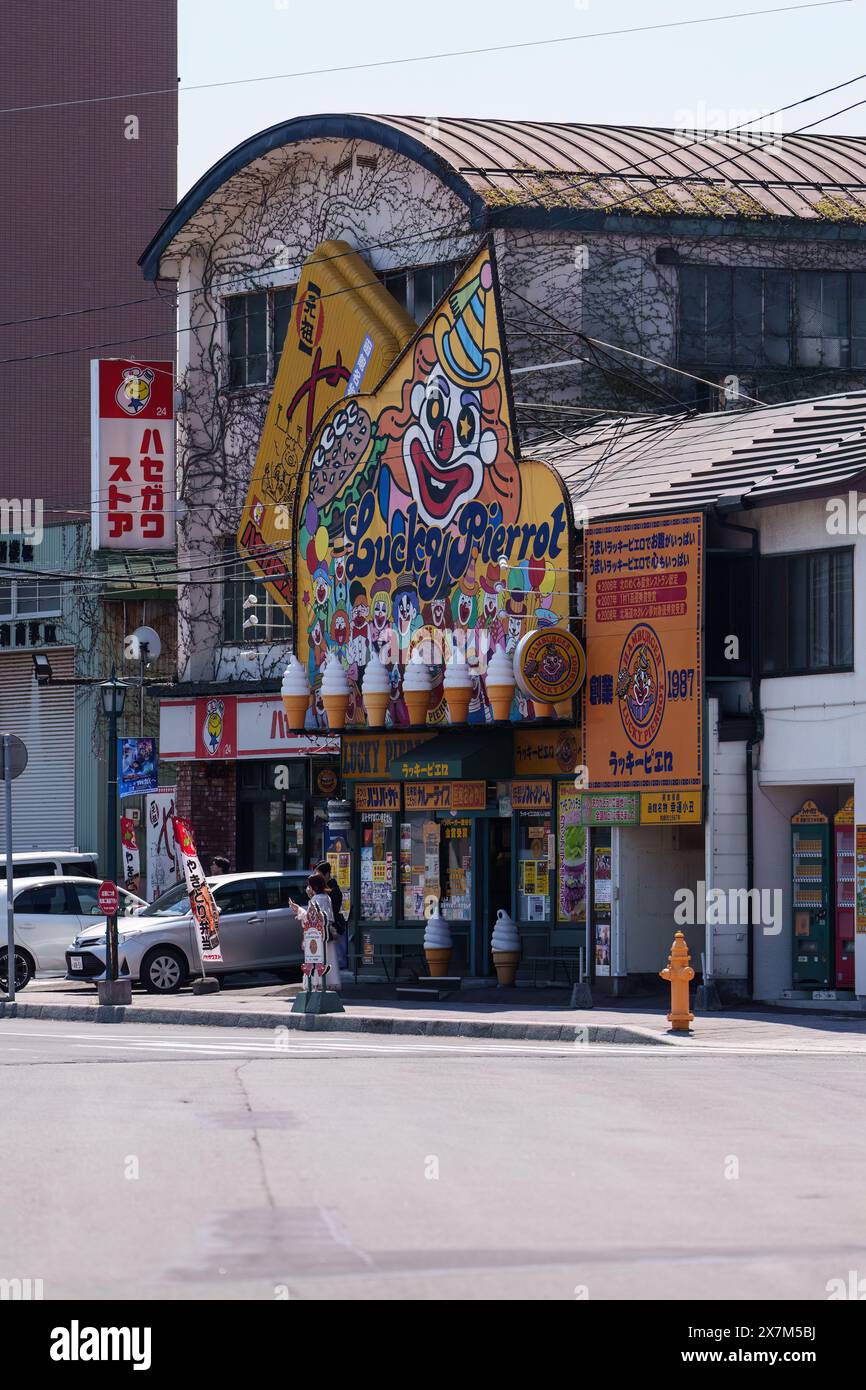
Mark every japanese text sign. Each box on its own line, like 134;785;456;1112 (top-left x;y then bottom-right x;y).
585;513;703;792
91;359;175;551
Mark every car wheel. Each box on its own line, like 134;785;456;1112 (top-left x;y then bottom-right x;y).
140;946;188;994
0;947;34;992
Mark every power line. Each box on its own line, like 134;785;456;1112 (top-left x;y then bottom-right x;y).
0;2;848;117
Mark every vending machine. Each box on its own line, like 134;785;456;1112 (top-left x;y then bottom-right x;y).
833;797;855;990
791;801;831;990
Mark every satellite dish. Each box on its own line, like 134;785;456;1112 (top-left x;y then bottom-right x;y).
124;625;162;664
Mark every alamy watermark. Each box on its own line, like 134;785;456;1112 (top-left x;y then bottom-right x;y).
674;881;782;935
0;498;43;544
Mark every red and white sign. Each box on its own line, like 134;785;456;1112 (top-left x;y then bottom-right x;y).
160;694;339;762
91;358;175;551
97;880;120;916
172;816;223;965
120;817;140;889
301;899;328;978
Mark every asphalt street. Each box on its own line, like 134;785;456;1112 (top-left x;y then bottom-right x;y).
1;1017;864;1300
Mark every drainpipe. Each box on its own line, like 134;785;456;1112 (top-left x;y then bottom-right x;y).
712;507;763;1001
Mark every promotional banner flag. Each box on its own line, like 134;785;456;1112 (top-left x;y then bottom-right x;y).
118;737;158;797
146;788;181;901
172;817;223;965
120;818;141;892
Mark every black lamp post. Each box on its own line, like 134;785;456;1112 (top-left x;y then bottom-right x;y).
98;668;130;1004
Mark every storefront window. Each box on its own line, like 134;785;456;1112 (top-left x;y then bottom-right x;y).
591;839;612;975
557;785;587;925
359;813;395;921
517;811;552;922
400;813;441;920
280;800;305;871
440;818;472;921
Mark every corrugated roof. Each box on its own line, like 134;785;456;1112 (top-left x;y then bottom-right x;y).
533;391;866;519
381;117;866;221
142;114;866;278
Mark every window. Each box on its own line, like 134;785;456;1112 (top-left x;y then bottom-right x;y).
382;261;460;324
62;860;98;879
221;545;292;644
15;883;70;914
761;548;853;676
212;883;258;915
0;578;61;620
679;266;866;370
225;286;296;389
13;862;56;879
706;553;753;679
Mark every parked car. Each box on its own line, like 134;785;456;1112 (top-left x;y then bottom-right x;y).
65;871;310;993
3;851;99;881
0;877;148;991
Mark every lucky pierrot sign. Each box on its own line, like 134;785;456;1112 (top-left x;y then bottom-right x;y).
237;239;416;612
294;242;574;729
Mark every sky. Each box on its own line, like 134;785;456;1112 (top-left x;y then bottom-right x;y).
178;0;866;194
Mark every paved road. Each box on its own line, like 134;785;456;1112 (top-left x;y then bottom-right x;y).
1;1017;864;1300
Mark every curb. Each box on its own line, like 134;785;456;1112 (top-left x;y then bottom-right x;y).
0;1000;672;1046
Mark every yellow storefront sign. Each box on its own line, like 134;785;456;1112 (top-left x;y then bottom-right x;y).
585;513;703;792
237;239;415;615
513;727;581;777
342;732;435;778
640;790;702;825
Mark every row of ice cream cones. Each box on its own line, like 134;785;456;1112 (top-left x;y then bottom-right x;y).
281;651;570;729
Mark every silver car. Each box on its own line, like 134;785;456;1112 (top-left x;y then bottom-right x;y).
65;871;309;993
0;876;147;991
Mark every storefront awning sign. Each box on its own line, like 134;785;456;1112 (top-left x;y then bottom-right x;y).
405;782;486;811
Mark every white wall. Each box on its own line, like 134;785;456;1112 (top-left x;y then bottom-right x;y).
618;824;705;976
706;699;749;984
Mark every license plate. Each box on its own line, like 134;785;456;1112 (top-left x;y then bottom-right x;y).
69;957;83;972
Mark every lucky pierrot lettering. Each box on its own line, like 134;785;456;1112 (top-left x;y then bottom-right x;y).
345;493;569;602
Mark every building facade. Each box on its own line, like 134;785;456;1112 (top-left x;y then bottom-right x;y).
140;115;866;985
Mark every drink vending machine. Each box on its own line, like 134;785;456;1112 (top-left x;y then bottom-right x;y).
791;800;831;990
834;797;855;989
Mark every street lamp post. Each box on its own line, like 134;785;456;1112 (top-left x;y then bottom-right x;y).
98;669;131;1006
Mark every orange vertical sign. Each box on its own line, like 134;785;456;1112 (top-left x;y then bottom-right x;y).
585;512;703;791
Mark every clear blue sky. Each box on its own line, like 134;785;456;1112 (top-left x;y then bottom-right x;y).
178;0;866;193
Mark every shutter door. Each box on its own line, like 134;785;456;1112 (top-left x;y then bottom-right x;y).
0;649;76;850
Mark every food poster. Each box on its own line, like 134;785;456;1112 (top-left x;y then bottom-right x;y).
592;844;613;975
360;813;395;920
558;787;587;925
441;818;472;920
293;243;574;730
401;815;441;919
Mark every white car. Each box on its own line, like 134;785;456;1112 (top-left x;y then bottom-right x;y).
0;877;147;991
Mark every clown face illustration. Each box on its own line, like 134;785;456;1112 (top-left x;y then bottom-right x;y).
402;373;498;527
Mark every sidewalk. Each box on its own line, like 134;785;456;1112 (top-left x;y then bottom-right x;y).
4;978;866;1050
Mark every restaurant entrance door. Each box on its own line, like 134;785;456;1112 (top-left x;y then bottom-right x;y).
473;814;512;978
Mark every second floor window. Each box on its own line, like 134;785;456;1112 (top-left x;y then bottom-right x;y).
679;265;866;370
382;261;460;324
760;547;854;677
225;287;296;389
221;547;292;645
0;578;61;620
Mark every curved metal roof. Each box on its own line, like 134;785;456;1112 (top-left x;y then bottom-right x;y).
141;114;866;278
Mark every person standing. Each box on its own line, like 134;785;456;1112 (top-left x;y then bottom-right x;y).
317;860;348;971
291;872;340;992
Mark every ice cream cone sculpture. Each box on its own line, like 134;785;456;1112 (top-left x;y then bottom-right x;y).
281;653;310;728
403;660;432;726
534;701;554;719
443;658;471;723
362;656;390;726
486;646;515;721
491;909;521;985
424;909;453;978
320;653;350;729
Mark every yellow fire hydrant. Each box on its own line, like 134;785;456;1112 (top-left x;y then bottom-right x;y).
659;931;695;1032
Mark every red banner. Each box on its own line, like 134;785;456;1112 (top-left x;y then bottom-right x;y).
172;817;223;965
120;817;141;892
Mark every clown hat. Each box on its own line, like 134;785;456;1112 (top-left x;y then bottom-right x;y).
433;260;500;388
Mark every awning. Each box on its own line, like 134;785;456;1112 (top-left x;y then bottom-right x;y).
388;729;513;780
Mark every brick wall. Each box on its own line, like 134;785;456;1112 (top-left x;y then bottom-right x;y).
175;762;237;869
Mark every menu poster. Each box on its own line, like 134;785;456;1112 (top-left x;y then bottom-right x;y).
558;787;587;924
526;895;547;922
